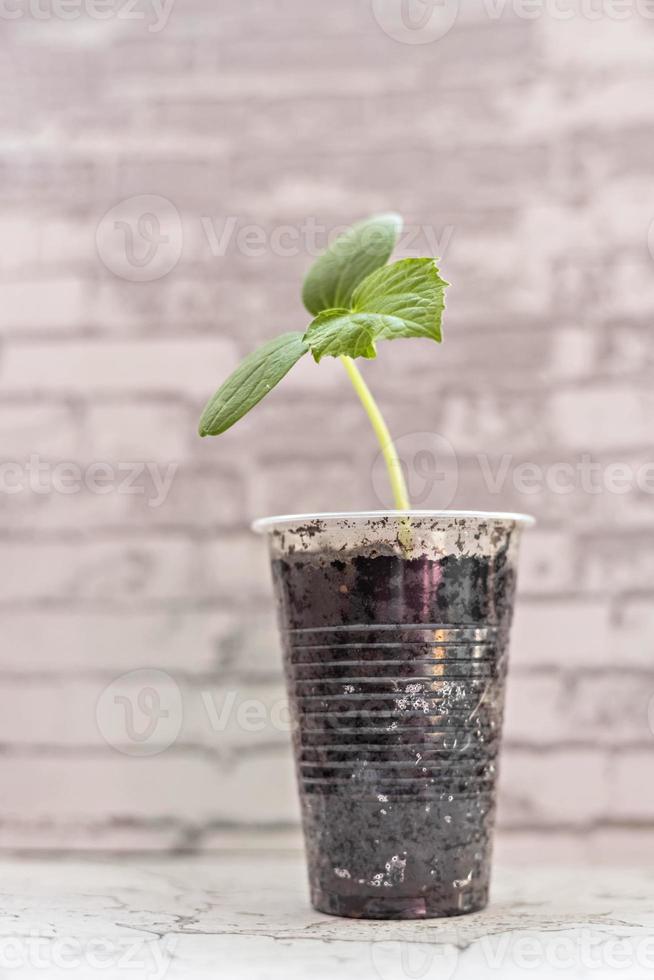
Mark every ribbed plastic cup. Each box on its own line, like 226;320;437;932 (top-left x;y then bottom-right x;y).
253;511;534;920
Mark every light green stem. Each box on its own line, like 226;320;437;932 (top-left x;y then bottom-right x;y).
339;355;410;511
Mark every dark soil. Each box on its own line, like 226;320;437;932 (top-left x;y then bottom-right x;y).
271;549;517;919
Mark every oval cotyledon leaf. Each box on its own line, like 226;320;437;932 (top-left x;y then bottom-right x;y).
198;332;309;436
302;212;403;316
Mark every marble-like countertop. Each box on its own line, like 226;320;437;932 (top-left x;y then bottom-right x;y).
0;853;652;979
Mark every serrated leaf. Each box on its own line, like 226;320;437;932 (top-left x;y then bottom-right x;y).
303;310;379;362
302;213;403;316
304;258;448;362
352;258;446;342
198;332;308;436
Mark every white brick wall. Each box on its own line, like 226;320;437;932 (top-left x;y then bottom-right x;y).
0;1;653;855
1;340;238;395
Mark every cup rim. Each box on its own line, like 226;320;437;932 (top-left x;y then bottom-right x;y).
252;510;536;534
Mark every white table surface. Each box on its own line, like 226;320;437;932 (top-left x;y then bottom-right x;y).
0;852;652;979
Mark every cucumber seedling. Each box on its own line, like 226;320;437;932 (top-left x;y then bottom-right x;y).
198;213;448;509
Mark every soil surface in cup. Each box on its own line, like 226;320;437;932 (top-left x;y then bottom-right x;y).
272;546;517;919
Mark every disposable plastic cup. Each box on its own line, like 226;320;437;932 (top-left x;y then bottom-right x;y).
253;511;534;920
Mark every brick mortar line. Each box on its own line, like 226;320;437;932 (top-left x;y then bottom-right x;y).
0;523;649;540
0;527;262;541
0;595;649;612
1;525;654;542
0;818;652;843
0;743;649;759
0;667;650;683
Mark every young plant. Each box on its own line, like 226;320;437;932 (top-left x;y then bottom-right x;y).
198;213;448;510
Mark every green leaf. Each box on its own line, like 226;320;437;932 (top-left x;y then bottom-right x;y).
198;332;308;436
302;213;403;316
353;258;447;342
303;310;379;362
304;258;448;362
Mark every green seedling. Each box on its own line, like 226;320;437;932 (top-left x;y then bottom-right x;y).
198;213;448;510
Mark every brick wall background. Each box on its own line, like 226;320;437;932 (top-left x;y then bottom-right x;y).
1;0;654;858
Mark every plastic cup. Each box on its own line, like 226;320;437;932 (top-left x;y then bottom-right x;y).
253;510;534;920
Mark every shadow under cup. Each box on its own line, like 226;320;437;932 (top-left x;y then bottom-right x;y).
254;511;533;920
